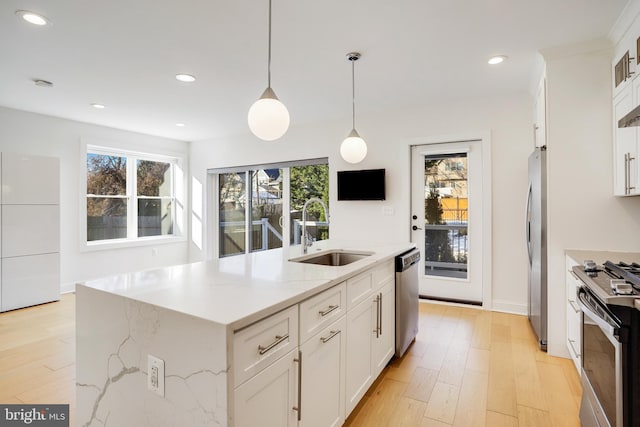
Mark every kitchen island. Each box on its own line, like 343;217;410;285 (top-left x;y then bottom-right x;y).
76;241;413;427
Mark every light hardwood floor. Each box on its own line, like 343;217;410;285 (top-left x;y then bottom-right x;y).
0;294;581;426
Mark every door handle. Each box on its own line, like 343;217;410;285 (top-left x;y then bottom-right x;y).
412;225;422;231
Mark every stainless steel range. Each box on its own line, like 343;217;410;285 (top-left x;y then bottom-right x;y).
573;261;640;427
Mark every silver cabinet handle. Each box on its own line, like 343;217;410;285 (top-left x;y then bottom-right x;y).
630;153;636;192
378;292;383;335
258;334;289;355
568;300;581;314
372;294;380;338
318;305;339;317
320;330;341;343
568;338;581;357
625;153;632;194
293;351;302;421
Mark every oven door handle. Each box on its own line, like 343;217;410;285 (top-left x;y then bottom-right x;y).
577;291;619;339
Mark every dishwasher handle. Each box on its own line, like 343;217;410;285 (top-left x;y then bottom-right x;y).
396;249;421;272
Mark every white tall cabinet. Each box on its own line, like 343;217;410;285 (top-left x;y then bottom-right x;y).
0;153;60;312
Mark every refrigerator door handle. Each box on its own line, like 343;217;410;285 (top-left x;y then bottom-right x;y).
525;183;533;266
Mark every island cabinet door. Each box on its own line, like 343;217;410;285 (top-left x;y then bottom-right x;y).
372;278;395;378
299;316;347;427
345;296;375;415
233;349;299;427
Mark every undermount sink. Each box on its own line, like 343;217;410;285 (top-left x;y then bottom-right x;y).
290;250;374;266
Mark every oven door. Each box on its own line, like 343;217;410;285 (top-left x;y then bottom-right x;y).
578;286;623;427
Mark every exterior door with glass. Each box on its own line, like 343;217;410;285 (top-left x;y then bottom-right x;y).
410;141;484;303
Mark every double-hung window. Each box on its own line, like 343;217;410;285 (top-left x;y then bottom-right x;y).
86;147;178;244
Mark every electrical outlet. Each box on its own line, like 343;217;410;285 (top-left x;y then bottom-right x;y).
382;206;395;216
148;354;165;397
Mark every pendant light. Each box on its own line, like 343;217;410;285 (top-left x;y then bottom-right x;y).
248;0;290;141
340;52;367;164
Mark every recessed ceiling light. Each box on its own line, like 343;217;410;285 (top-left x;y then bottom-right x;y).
15;10;50;26
488;55;507;65
175;123;185;127
91;103;106;109
175;74;196;83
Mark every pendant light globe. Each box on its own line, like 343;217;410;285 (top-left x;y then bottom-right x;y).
340;128;367;164
341;52;367;164
248;0;289;141
248;87;290;141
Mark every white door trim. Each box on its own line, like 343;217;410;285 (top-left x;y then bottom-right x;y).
408;131;492;309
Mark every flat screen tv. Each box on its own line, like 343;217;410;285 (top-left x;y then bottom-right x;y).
337;169;386;201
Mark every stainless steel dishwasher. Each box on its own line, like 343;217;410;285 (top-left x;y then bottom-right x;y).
395;248;420;357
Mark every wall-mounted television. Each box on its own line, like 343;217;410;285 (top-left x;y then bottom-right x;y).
337;168;386;201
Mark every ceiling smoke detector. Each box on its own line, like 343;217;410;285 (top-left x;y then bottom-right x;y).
33;79;53;88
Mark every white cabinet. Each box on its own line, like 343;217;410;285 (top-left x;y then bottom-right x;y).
1;253;59;312
613;87;639;195
372;278;395;378
300;316;347;427
565;255;582;373
345;293;375;415
1;153;60;205
2;205;59;257
234;348;299;427
0;153;60;312
345;261;395;416
233;259;396;426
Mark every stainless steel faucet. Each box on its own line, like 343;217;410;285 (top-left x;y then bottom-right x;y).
301;197;329;254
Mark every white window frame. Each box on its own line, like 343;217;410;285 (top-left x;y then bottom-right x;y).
81;144;186;251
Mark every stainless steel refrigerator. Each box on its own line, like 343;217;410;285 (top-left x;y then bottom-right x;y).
526;146;547;351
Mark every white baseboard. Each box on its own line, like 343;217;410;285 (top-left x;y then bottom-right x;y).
60;282;76;294
491;300;527;316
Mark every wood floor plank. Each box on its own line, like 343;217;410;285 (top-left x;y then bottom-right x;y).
389;397;428;426
517;405;552;427
465;348;490;373
512;338;548;410
537;361;581;427
424;382;460;424
404;367;439;402
484;410;518;427
452;370;488;427
486;330;518;417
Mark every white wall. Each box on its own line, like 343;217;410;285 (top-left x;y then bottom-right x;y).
190;94;534;314
543;44;640;357
0;107;190;291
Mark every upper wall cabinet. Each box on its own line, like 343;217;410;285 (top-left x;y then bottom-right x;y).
613;87;638;196
2;153;60;205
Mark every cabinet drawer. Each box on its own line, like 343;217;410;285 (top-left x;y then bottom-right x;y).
233;305;299;387
300;282;346;343
373;261;394;290
346;270;374;310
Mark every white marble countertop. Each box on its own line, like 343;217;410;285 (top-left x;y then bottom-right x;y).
78;240;415;330
565;249;640;265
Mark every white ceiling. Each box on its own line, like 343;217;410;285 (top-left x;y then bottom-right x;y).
0;0;630;142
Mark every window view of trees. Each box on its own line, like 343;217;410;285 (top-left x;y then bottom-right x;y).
424;154;468;278
86;152;174;242
290;164;329;244
217;162;329;258
87;154;127;241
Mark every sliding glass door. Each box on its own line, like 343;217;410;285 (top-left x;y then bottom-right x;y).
215;160;328;258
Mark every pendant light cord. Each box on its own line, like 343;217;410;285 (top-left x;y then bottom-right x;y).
267;0;272;88
351;58;356;130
